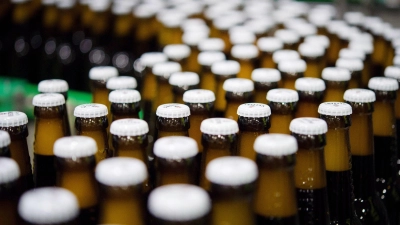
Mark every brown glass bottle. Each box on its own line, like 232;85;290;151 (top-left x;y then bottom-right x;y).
318;102;362;225
253;134;300;225
169;72;200;104
267;88;298;134
257;37;283;68
33;93;68;187
109;89;141;121
275;29;300;51
295;78;326;118
237;103;271;161
278;59;306;90
322;67;351;102
163;44;190;71
197;51;226;94
152;61;182;109
0;111;33;192
96;157;147;225
155;103;190;139
336;58;364;89
251;68;281;104
54;136;99;225
89;66;118;107
299;42;325;78
223;78;254;121
0;157;20;225
231;44;259;80
344;88;390;225
0;130;11;157
290;118;330;225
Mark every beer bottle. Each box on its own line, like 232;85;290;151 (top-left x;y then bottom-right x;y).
267;88;299;134
229;27;256;46
74;103;109;163
230;44;259;80
321;67;351;102
318;102;362;225
344;11;365;30
32;93;68;187
237;103;271;161
96;157;147;225
109;89;141;121
0;157;20;225
38;79;71;135
348;39;374;88
326;20;347;66
272;49;300;69
0;130;11;157
295;77;326;118
303;35;330;69
153;136;199;186
169;72;200;104
257;37;283;68
106;76;137;91
198;38;225;52
338;48;368;88
243;18;275;40
251;68;281;104
299;42;325;78
383;28;400;68
253;134;299;225
148;184;211;225
89;66;118;107
18;187;79;225
183;89;215;154
368;20;387;76
197;51;225;94
274;29;300;51
54;136;99;225
153;61;182;109
368;77;400;225
155;103;190;139
212;60;240;117
223;78;254;121
344;88;390;224
336;58;364;89
199;118;238;190
163;44;191;71
0;111;33;192
289;118;330;225
206;156;258;225
278;59;306;90
182;31;208;73
156;9;186;47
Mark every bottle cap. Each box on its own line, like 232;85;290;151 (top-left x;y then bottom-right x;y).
200;118;239;135
106;76;137;90
38;79;69;93
198;38;225;52
89;66;119;81
251;68;281;83
0;157;20;184
111;2;134;16
337;26;361;42
56;0;76;9
338;48;366;61
283;18;307;30
183;89;215;103
140;52;168;68
308;9;332;28
32;93;65;107
384;66;400;81
384;27;400;41
257;37;283;53
206;156;258;186
244;18;274;35
157;10;186;28
180;18;206;31
321;67;351;81
18;187;79;224
304;35;330;49
223;78;254;93
74;103;108;118
88;0;110;12
53;136;98;158
267;88;299;103
163;44;191;60
278;59;307;73
349;32;373;43
274;29;300;45
295;77;326;92
326;20;347;34
335;58;364;71
213;14;244;31
197;51;226;66
298;43;325;58
230;44;259;59
237;103;271;117
272;10;295;24
0;111;28;127
272;50;300;64
152;62;182;77
368;77;399;91
229;31;256;45
344;11;364;26
134;3;161;19
148;184;211;222
109;89;141;103
110;119;149;136
254;134;298;156
154;136;198;159
182;31;209;47
291;23;317;38
169;72;200;86
394;55;400;67
156;103;191;118
348;41;374;55
318;102;352;116
290;117;328;135
95;157;148;186
211;60;240;76
344;88;376;103
175;1;203;17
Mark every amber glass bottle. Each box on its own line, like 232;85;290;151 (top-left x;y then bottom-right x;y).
253;134;300;225
318;102;362;225
267;88;298;134
237;103;271;161
148;184;211;225
272;49;300;69
223;78;254;121
96;157;147;225
278;59;306;90
109;89;141;121
0;130;11;157
197;51;225;94
298;42;325;78
289;118;330;225
230;44;259;80
152;61;182;109
295;77;326;118
344;88;390;225
18;187;79;225
89;66;119;107
303;35;330;69
169;72;200;104
54;136;99;225
163;44;191;71
32;93;68;187
0;157;20;225
274;29;300;51
155;103;190;139
335;58;364;89
338;48;367;88
251;68;281;104
257;37;283;68
348;40;374;88
321;67;351;102
206;156;258;225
